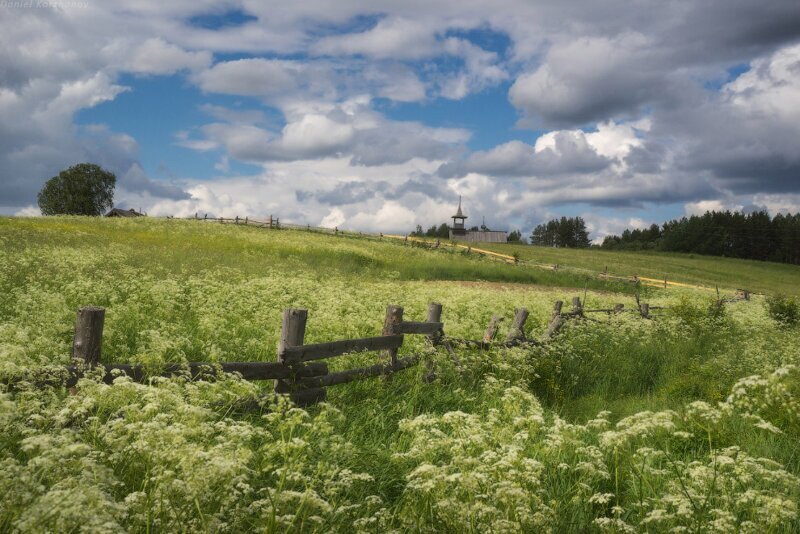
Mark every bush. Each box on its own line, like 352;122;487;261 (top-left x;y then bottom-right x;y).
670;295;726;326
765;294;799;326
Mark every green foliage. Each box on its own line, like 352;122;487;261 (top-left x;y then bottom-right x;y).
507;229;524;242
670;295;726;326
1;217;800;531
765;293;800;326
530;216;591;248
411;223;449;238
601;209;800;265
37;163;116;216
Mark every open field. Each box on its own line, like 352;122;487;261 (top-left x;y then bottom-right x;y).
480;241;800;296
1;216;799;532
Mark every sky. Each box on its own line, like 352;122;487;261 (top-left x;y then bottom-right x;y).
1;1;800;241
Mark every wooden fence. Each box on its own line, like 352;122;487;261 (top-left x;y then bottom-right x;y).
179;214;756;295
21;289;750;407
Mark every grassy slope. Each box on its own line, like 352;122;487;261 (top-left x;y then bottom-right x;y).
0;217;623;291
2;216;800;531
479;241;800;295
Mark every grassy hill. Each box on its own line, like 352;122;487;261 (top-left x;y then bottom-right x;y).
0;217;614;289
475;241;800;296
1;216;799;532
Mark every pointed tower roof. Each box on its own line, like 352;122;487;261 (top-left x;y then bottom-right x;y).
453;196;467;219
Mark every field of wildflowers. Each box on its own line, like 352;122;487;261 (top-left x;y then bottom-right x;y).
1;217;799;532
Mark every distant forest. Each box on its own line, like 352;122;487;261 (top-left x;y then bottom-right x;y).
601;210;800;265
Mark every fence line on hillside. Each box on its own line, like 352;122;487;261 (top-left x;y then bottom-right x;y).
4;288;752;408
175;213;753;296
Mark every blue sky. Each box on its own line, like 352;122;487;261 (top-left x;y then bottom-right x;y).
2;1;799;239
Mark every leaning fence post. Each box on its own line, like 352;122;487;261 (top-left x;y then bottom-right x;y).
382;305;404;367
640;303;650;319
72;306;105;367
542;300;564;340
506;308;529;342
483;315;503;343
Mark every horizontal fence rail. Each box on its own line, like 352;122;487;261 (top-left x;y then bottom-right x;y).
4;288;752;407
280;335;404;364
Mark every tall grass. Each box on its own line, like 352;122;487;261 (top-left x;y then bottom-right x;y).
1;216;799;531
1;217;626;293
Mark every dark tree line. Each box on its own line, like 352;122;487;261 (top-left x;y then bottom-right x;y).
530;217;591;248
411;223;450;238
601;210;800;265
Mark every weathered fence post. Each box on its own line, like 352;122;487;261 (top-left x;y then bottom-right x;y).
245;216;248;225
426;303;443;345
483;315;503;343
72;306;105;367
235;216;239;224
737;289;750;301
640;303;650;319
542;300;564;340
276;309;327;405
276;308;306;395
423;302;443;382
571;297;583;317
506;308;529;342
269;215;273;229
382;305;404;366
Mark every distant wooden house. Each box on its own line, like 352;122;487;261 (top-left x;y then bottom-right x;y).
105;208;144;217
448;197;507;243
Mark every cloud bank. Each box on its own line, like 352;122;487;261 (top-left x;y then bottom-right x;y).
1;0;799;241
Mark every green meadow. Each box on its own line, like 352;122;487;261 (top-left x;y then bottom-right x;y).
1;216;799;532
482;241;800;295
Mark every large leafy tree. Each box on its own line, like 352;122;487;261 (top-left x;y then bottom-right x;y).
37;163;116;216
